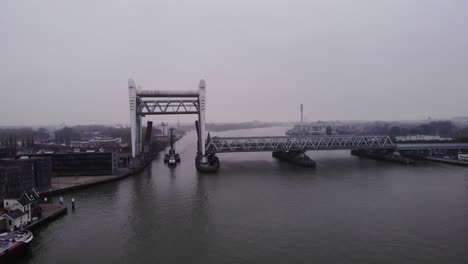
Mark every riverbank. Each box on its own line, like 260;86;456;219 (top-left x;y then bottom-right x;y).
31;136;179;235
423;156;468;166
38;134;181;197
33;169;136;231
40;169;132;197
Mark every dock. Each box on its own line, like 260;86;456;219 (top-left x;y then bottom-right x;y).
423;156;468;166
40;169;132;197
26;204;68;230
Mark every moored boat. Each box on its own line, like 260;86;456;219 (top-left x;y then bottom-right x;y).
459;154;468;161
0;230;33;263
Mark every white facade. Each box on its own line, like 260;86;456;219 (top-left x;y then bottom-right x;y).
128;79;140;158
3;199;32;223
1;213;29;231
1;190;40;231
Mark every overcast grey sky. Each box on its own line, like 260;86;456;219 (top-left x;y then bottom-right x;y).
1;0;467;126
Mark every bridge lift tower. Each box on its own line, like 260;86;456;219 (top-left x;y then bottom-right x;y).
128;79;218;172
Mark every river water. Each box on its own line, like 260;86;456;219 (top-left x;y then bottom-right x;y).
18;127;468;264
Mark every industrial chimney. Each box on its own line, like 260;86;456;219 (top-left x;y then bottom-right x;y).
300;104;304;130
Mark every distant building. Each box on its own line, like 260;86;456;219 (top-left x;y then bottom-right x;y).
286;123;336;136
29;157;53;191
70;137;122;148
395;135;452;142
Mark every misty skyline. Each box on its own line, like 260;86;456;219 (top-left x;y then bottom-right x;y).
1;0;467;126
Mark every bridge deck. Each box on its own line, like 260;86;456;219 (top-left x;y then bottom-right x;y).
205;135;468;154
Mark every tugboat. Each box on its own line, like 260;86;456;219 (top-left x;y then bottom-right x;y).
0;230;34;262
164;128;181;168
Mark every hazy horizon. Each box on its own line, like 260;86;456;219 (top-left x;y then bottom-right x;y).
2;116;467;129
2;0;467;126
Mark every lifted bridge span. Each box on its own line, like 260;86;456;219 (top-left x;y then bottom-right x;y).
128;79;219;171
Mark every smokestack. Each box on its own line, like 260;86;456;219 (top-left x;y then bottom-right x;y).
170;128;174;151
300;104;304;129
143;121;153;153
145;121;153;143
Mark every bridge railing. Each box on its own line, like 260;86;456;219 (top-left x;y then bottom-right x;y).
205;135;395;153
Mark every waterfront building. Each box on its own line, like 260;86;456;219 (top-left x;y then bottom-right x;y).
0;157;52;200
0;208;29;231
70;137;122;149
19;152;117;176
0;147;7;159
0;160;34;199
0;167;21;200
1;190;40;231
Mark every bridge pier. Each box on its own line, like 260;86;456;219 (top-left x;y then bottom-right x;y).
195;121;220;172
272;151;316;167
195;154;220;172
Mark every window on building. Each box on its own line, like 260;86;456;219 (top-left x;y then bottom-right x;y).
9;220;12;225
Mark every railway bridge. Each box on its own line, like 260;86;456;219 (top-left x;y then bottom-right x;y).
128;79;468;172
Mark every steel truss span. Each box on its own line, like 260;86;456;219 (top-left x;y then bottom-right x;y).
138;100;200;115
205;135;395;153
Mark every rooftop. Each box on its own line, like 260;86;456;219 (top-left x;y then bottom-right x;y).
2;209;27;220
4;189;40;205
